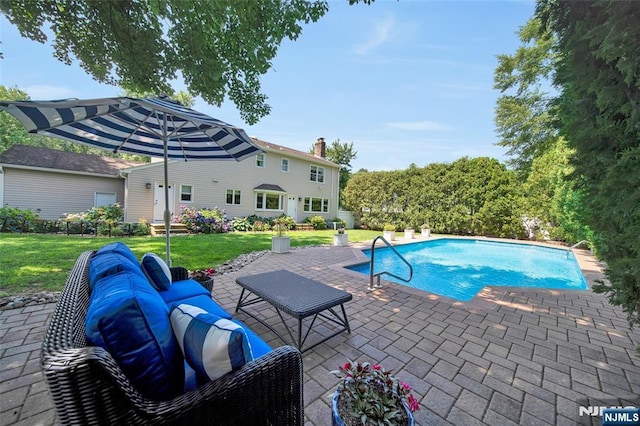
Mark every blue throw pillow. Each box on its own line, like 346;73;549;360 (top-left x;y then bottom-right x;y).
169;304;254;381
141;253;172;291
86;272;185;400
94;242;139;265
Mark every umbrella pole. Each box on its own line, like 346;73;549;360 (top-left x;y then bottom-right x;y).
163;136;171;266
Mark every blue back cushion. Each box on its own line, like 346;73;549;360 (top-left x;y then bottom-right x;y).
140;253;172;291
86;272;184;400
95;242;139;265
169;304;254;381
89;252;145;289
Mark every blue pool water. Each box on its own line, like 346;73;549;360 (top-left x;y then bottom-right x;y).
347;239;588;301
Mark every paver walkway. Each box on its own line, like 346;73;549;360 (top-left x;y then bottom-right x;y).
1;240;639;425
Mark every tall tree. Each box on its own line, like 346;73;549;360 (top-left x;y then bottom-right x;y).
326;139;357;208
538;0;640;335
494;17;559;174
1;0;329;124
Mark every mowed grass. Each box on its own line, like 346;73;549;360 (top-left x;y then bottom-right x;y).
0;230;380;295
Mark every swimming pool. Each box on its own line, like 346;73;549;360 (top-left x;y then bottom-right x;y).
347;238;588;301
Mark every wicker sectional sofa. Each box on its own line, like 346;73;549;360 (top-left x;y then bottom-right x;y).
41;244;304;425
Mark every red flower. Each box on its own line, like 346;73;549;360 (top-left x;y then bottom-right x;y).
400;381;412;391
407;394;420;412
372;364;382;370
342;362;351;371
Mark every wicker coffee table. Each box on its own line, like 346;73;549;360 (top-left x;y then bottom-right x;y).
235;270;352;353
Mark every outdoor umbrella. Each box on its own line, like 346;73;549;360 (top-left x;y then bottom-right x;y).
0;95;263;264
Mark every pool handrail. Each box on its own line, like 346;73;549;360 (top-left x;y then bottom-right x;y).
369;236;413;291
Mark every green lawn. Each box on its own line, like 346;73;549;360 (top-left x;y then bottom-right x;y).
0;230;380;295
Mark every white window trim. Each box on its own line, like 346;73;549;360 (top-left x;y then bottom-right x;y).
255;191;284;212
226;189;242;205
179;184;194;203
281;158;289;173
303;196;330;213
256;153;265;168
310;165;325;183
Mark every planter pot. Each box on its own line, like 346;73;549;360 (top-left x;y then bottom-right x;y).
404;229;414;239
333;233;348;247
271;236;290;253
383;230;395;241
331;390;414;426
195;277;214;292
421;228;431;238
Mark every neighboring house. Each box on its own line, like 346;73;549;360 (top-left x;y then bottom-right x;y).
0;145;142;220
0;138;341;224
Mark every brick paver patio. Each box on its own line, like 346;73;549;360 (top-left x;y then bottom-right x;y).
1;239;639;425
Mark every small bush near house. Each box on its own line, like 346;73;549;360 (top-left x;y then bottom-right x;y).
274;215;296;230
174;205;230;234
230;217;251;232
305;215;328;230
0;206;40;232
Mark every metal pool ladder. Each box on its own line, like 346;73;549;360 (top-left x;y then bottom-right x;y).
368;236;413;291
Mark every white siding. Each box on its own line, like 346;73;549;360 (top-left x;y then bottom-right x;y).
124;152;340;223
2;168;125;219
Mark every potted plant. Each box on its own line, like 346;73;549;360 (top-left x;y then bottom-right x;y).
330;359;419;425
190;267;215;292
420;223;431;238
271;218;290;253
404;228;414;239
334;225;348;247
382;224;396;241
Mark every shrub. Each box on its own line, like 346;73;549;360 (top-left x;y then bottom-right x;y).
173;205;230;234
230;217;251;232
383;223;396;231
273;215;296;230
0;206;40;233
305;215;327;230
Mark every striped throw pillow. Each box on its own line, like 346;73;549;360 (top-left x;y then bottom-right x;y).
169;304;254;381
141;253;172;291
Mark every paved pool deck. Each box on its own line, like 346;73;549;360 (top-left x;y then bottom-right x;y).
1;237;639;425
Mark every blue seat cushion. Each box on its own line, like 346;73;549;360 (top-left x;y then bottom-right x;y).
169;304;254;381
169;294;233;320
86;272;184;400
158;279;212;304
94;242;139;265
89;252;146;289
140;253;172;291
230;318;272;359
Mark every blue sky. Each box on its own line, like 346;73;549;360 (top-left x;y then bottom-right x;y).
0;1;535;172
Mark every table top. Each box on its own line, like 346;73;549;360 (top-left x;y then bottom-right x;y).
235;270;352;318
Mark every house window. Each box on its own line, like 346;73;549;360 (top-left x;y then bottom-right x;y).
255;191;284;211
281;158;289;173
303;197;329;213
226;189;241;205
256;153;265;168
180;184;193;202
94;192;116;207
310;165;325;183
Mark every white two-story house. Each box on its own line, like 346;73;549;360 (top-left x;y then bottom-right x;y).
0;138;341;224
122;137;340;223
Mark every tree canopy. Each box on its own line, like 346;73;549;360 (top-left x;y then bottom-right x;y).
1;0;329;124
537;0;640;333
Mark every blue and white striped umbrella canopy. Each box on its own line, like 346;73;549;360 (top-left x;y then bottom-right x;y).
0;96;263;263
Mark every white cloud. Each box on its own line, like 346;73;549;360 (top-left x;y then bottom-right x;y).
353;17;395;56
384;121;451;131
24;85;76;100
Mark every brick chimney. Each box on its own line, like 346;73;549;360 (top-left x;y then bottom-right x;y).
314;137;326;158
